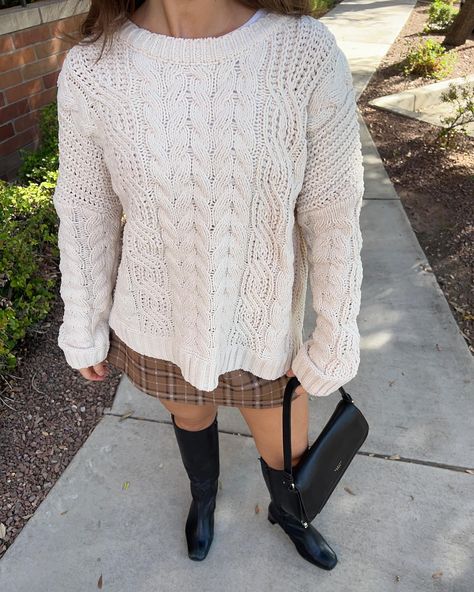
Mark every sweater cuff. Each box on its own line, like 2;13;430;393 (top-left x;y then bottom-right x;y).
291;342;354;398
60;342;110;370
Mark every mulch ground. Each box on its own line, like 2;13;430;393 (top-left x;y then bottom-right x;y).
0;291;123;558
357;0;473;354
1;1;472;559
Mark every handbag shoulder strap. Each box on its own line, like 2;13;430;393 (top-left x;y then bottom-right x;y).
282;378;353;477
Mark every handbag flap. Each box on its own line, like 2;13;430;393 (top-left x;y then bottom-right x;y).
295;400;369;520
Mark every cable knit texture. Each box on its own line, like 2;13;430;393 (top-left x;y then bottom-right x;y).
53;11;365;397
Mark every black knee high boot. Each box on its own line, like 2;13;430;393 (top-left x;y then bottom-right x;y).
171;413;220;561
259;455;338;570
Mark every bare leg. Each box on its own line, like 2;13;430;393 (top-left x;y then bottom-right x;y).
158;398;218;431
238;393;309;469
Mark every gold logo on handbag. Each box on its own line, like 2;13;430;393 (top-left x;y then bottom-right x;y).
334;460;342;471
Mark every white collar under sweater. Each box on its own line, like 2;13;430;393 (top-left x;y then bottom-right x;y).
53;11;365;397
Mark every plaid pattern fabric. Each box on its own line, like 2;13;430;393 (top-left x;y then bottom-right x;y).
106;328;290;408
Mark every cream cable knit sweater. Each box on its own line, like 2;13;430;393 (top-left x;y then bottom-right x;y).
53;11;365;397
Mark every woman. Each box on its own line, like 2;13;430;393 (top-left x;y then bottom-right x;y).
53;0;364;570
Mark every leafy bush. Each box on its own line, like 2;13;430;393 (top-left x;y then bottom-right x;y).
436;80;474;148
0;105;60;372
423;0;459;33
17;102;59;185
401;37;457;79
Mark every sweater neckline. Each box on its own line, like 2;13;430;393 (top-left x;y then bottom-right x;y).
116;10;285;63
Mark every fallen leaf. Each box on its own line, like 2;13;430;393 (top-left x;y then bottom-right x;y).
0;523;6;539
122;481;130;490
389;454;401;460
344;486;356;495
432;570;443;579
255;504;260;514
119;410;134;422
98;574;103;589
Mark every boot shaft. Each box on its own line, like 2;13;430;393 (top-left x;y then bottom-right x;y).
259;455;304;521
172;414;220;484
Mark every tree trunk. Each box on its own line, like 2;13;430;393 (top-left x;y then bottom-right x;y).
443;0;474;46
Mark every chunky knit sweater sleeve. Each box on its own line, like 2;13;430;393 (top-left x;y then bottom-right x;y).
290;34;365;397
52;57;123;369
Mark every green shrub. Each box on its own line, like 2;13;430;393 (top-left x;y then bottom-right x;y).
436;81;474;148
423;0;458;33
401;37;457;80
0;105;60;372
17;102;59;185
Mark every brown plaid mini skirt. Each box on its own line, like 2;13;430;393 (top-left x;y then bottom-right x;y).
105;327;290;408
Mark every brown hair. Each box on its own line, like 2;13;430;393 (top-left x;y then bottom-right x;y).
62;1;319;60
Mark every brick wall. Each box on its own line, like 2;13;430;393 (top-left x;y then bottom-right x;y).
0;2;86;182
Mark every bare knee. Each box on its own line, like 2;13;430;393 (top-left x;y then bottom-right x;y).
173;412;217;431
159;399;217;431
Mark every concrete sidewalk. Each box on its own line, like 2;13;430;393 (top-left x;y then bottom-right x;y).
1;1;473;591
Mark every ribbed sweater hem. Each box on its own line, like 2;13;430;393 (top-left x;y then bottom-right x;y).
109;315;296;392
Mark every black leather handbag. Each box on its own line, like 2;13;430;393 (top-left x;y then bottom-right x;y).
279;376;369;526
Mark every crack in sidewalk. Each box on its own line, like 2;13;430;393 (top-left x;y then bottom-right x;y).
357;450;474;474
104;411;474;475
